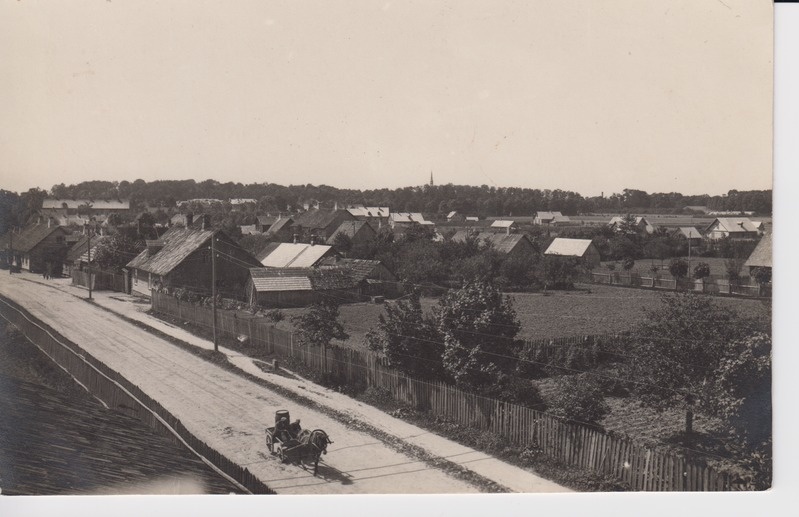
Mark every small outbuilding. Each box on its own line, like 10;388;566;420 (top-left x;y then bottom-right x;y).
544;238;601;268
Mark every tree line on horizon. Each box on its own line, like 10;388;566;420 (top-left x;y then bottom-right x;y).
0;180;771;235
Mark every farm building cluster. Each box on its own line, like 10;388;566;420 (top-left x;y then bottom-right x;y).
1;198;772;307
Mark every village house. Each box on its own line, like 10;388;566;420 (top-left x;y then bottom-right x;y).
256;215;278;233
608;216;655;235
246;266;365;308
263;216;295;241
0;222;70;275
489;220;518;233
326;221;377;248
126;226;260;299
450;230;535;259
319;257;399;297
346;206;390;228
743;232;771;276
534;211;571;226
704;218;759;240
446;211;466;222
62;233;108;277
256;242;337;268
544;238;601;268
40;199;130;224
291;209;356;242
672;227;704;248
388;212;433;229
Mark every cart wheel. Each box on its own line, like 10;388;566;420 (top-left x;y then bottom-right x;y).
266;434;274;453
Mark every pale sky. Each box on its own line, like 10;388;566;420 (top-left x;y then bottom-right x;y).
0;1;773;196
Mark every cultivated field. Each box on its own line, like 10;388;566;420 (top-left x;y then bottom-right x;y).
273;284;770;349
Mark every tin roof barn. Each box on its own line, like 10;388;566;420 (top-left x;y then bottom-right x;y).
257;242;337;268
544;238;601;268
246;266;366;308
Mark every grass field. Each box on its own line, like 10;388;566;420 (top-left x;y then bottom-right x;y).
272;284;770;350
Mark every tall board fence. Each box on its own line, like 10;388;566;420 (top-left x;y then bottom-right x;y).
588;272;769;298
151;291;745;491
0;295;274;495
71;268;127;293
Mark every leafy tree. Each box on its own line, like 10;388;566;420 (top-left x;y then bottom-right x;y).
548;375;610;425
539;256;584;289
724;257;744;283
668;258;689;280
622;257;635;271
364;290;445;380
617;213;640;236
751;267;771;287
331;232;353;254
291;299;349;371
628;293;746;434
436;281;521;392
608;235;640;260
93;234;143;272
712;332;771;447
693;262;711;280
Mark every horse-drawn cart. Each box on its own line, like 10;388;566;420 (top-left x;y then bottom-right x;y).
265;410;332;475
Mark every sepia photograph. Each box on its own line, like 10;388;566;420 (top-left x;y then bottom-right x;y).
0;0;788;512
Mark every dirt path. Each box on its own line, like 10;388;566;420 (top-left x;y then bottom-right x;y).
2;273;571;493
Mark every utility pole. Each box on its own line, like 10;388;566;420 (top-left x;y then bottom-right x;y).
211;232;218;352
87;226;93;299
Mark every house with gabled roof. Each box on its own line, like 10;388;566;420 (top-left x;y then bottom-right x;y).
743;233;771;275
608;216;655;235
263;216;294;241
450;230;535;259
447;211;466;222
292;209;356;242
326;220;377;248
389;212;433;228
126;227;260;299
62;233;109;277
0;222;69;274
544;238;601;268
490;220;518;234
704;218;759;240
672;227;704;247
534;211;571;226
256;242;337;268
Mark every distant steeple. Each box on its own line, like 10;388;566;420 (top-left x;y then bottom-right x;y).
429;171;434;187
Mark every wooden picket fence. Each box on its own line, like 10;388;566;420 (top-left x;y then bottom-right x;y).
150;291;745;491
0;295;275;495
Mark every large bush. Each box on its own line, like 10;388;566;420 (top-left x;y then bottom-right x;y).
548;375;609;425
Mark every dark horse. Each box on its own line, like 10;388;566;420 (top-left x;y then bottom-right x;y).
295;429;333;475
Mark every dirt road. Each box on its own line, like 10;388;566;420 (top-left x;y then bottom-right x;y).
0;273;478;494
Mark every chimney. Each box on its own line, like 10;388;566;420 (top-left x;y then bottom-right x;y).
186;213;194;227
146;240;164;257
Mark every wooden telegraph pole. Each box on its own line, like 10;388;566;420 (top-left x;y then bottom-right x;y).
87;226;93;300
211;232;218;352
